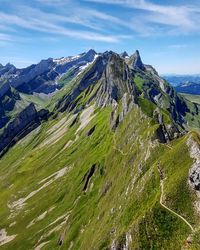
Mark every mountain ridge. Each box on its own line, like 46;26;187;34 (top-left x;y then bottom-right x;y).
1;49;200;155
1;48;200;249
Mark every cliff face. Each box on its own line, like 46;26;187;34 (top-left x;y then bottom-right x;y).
0;87;21;129
0;103;49;156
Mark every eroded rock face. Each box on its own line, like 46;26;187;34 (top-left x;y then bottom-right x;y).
120;51;129;58
120;93;135;122
0;87;21;129
82;164;96;192
96;53;136;107
111;231;132;250
187;137;200;191
153;108;181;143
56;54;106;112
128;50;145;71
0;103;50;156
189;165;200;191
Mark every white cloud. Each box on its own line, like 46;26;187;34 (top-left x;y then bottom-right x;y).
86;0;200;34
0;10;124;43
0;33;13;42
37;0;70;5
168;44;188;49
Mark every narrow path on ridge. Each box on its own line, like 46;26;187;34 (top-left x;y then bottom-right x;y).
113;135;195;234
157;163;194;232
159;179;194;232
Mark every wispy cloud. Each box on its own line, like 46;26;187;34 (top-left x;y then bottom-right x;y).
169;44;188;49
0;4;133;43
0;33;13;42
6;0;195;45
86;0;200;35
36;0;71;6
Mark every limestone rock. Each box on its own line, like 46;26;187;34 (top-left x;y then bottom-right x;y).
0;103;49;156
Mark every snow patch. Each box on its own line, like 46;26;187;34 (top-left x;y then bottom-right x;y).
53;54;81;65
77;54;99;76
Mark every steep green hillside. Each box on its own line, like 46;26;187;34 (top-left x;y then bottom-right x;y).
0;101;200;249
1;50;200;249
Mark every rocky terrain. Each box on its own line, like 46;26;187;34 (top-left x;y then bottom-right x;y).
1;49;200;249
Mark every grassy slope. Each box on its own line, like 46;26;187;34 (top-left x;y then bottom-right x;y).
180;93;200;105
0;97;200;250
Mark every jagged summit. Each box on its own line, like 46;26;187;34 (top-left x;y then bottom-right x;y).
120;51;129;58
1;48;200;133
128;50;145;71
81;49;97;62
0;63;16;79
85;49;97;56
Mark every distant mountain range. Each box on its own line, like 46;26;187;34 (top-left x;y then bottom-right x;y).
163;75;200;95
163;75;200;87
0;49;97;97
175;82;200;95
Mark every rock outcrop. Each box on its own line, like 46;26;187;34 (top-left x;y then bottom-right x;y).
187;136;200;191
0;103;50;156
120;51;129;58
0;87;21;129
56;53;107;112
96;52;136;107
153;108;181;143
128;50;145;71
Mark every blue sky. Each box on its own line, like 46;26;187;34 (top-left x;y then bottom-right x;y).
0;0;200;74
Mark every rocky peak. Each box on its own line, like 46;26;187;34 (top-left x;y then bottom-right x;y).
0;63;16;77
128;50;145;71
80;49;97;63
95;52;136;107
5;62;15;68
120;51;129;58
35;58;54;71
10;58;55;90
85;49;96;57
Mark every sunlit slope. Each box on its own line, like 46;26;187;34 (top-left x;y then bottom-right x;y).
1;101;200;249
